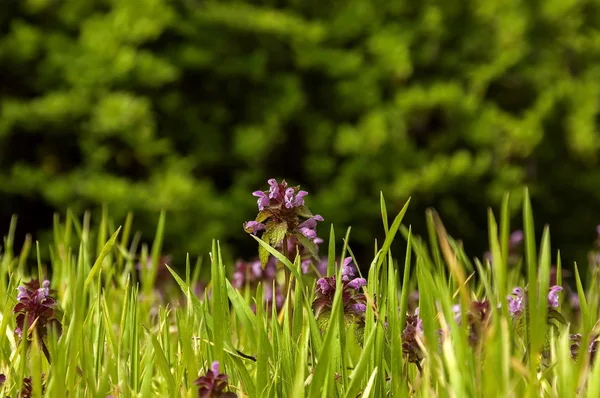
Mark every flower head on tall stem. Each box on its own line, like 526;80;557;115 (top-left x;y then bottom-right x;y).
312;257;367;320
244;178;323;267
13;280;62;344
402;310;424;366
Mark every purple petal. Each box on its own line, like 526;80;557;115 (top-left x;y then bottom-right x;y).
452;304;462;323
316;278;333;294
510;230;524;246
347;277;366;290
597;224;600;236
300;227;317;239
350;303;367;313
211;361;220;375
341;257;355;280
252;191;270;210
251;261;263;278
548;285;563;307
268;179;280;199
244;221;266;235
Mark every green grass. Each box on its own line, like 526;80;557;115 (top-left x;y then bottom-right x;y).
0;189;599;397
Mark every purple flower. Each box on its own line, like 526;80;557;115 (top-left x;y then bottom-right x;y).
298;215;324;240
341;257;355;281
195;361;237;398
13;280;62;340
284;188;308;209
507;287;524;316
597;224;600;237
243;221;266;235
548;285;562;307
0;374;4;386
313;257;366;318
316;278;333;295
267;178;280;199
510;230;524;247
452;304;462;324
252;191;270;211
347;278;366;290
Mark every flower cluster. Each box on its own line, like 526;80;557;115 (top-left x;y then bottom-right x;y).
507;285;563;317
194;361;237;398
312;257;367;320
13;280;62;341
402;311;424;364
244;179;323;266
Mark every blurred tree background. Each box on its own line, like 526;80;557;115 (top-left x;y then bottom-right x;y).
1;0;600;269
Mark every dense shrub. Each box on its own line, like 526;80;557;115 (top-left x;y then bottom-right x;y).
2;0;600;264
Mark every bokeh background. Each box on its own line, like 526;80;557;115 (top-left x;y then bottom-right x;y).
2;0;600;270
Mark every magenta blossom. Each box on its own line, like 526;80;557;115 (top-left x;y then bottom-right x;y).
13;280;62;340
243;221;265;235
548;285;562;307
297;215;324;240
244;179;324;266
507;285;562;317
507;287;525;316
313;257;367;318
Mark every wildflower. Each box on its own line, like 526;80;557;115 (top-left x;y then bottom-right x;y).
510;230;524;246
244;178;323;266
252;191;270;211
402;311;424;365
507;287;525;316
548;285;563;308
194;361;237;397
243;221;265;235
507;285;563;315
0;374;4;386
312;257;367;320
570;333;600;363
13;280;62;341
284;188;308;209
297;215;324;240
452;304;462;324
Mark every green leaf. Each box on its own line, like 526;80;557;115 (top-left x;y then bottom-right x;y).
255;210;273;223
84;227;121;289
295;232;319;262
295;205;313;218
268;220;288;247
259;234;271;267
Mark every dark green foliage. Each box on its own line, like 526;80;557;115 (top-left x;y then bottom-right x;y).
2;0;600;262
